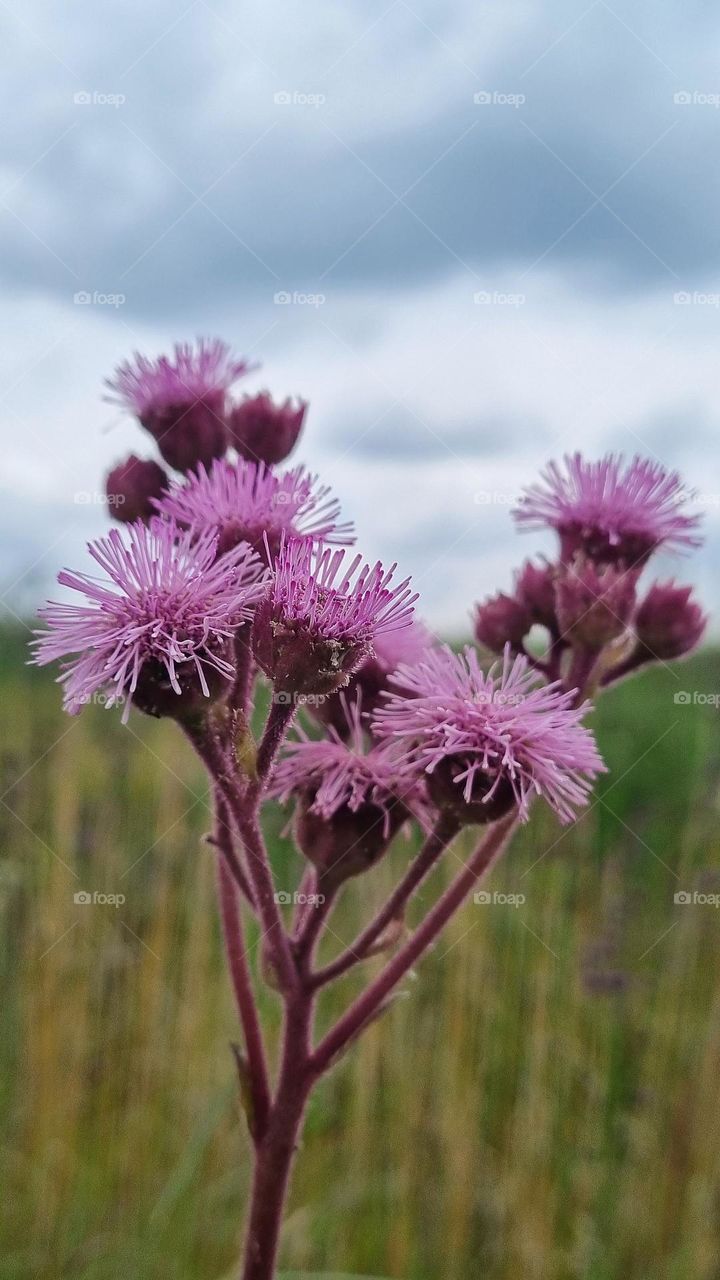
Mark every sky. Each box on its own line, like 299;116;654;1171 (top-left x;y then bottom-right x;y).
1;0;718;634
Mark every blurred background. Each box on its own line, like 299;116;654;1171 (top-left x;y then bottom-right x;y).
1;2;720;1278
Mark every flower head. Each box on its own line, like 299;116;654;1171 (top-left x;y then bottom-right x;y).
555;557;638;651
514;558;558;633
474;592;531;655
33;519;265;722
154;458;354;557
634;581;707;660
252;537;417;696
229;391;307;466
105;454;168;524
271;695;426;885
105;339;253;472
514;453;702;567
373;645;605;824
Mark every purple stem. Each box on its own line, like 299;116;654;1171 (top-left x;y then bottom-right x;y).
216;849;271;1143
310;812;517;1075
311;813;459;989
240;991;315;1280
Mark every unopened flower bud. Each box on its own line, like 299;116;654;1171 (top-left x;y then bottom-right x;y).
634;581;706;659
229;392;307;466
295;793;410;891
474;593;530;654
105;455;168;523
143;395;228;473
555;559;637;651
514;559;558;633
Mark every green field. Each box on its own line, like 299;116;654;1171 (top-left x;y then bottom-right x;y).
1;626;719;1280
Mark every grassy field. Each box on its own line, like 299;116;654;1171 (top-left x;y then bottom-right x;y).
1;625;719;1280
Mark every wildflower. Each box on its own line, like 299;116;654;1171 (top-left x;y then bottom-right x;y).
313;619;435;734
229;391;307;466
33;519;265;722
514;558;558;633
252;537;417;697
514;453;702;567
271;696;425;886
373;645;605;824
555;557;638;651
474;592;531;654
155;458;353;557
634;581;706;659
105;339;252;472
105;455;168;523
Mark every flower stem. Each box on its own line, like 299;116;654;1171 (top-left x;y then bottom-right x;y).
311;813;459;988
240;992;314;1280
310;812;517;1074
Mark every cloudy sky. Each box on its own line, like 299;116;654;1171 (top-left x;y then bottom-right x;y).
1;0;718;633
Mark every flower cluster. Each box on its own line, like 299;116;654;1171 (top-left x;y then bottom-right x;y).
37;342;710;905
104;339;309;515
475;452;706;683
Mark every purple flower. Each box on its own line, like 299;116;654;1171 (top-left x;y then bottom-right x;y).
555;557;638;651
514;558;558;633
252;537;417;696
229;392;307;466
105;454;168;524
634;581;707;660
270;695;426;885
474;592;531;655
105;339;253;473
33;519;265;722
373;645;605;824
514;453;702;567
154;458;354;557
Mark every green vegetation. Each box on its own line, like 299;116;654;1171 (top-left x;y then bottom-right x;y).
1;626;719;1279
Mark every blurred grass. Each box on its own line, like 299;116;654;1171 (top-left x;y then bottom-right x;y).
1;624;719;1280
